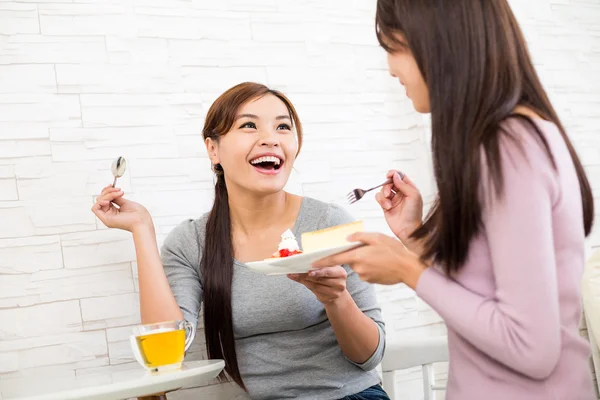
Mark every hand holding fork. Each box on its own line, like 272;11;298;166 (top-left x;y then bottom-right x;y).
346;170;424;253
346;172;405;204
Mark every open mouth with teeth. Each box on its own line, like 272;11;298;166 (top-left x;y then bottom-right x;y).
249;155;283;172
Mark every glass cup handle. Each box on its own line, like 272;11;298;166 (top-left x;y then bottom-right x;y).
183;320;196;353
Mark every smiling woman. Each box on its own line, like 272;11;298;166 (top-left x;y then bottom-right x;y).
91;82;390;400
200;83;304;389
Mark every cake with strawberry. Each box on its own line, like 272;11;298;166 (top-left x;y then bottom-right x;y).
270;229;303;258
268;221;364;259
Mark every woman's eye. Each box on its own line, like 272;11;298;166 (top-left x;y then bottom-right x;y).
240;122;256;129
277;123;292;131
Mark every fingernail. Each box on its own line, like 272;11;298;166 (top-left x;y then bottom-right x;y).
289;274;298;279
397;171;405;180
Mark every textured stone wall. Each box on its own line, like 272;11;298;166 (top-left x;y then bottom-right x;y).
0;0;598;399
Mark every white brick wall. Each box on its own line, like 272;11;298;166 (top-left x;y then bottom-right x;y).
0;1;598;399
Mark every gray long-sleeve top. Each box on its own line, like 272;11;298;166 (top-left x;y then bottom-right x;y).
161;196;386;399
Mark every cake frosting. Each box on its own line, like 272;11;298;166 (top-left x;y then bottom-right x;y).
278;229;300;252
270;229;302;258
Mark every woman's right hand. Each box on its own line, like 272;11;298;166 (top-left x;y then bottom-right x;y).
91;185;153;233
375;170;424;249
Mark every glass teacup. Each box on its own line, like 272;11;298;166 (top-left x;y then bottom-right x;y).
129;320;195;372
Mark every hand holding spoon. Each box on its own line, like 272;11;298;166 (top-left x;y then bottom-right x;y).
111;156;127;188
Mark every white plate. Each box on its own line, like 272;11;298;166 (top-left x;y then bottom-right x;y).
245;242;363;275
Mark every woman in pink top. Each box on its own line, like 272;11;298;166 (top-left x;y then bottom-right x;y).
314;1;596;399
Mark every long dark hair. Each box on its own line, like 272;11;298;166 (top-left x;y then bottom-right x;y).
201;82;303;389
376;0;594;274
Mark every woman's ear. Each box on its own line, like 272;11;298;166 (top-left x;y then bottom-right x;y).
205;137;220;165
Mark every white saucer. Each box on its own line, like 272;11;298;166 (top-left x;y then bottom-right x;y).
245;242;364;275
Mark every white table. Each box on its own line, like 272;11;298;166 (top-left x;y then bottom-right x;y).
4;360;225;400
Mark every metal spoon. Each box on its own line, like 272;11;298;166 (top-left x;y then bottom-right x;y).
111;156;127;188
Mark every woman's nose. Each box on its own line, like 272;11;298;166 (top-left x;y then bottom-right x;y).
258;129;280;147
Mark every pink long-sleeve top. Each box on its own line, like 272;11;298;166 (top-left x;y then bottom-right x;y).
416;118;595;399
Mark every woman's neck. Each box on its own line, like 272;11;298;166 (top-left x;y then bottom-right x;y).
513;105;542;120
227;186;297;237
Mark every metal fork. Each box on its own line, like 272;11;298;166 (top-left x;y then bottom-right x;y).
346;178;393;204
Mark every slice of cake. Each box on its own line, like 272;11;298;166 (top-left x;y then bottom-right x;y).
300;220;363;253
269;229;303;258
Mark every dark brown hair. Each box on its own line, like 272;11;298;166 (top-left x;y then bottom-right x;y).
201;82;303;389
376;0;594;274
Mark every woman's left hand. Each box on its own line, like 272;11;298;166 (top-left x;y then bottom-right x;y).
288;266;348;304
312;232;428;289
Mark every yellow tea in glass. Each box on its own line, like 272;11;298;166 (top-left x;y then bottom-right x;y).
130;320;195;372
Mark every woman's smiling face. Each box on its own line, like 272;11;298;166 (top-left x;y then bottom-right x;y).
205;93;300;195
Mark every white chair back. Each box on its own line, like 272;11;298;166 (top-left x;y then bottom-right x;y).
381;336;449;400
582;249;600;397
